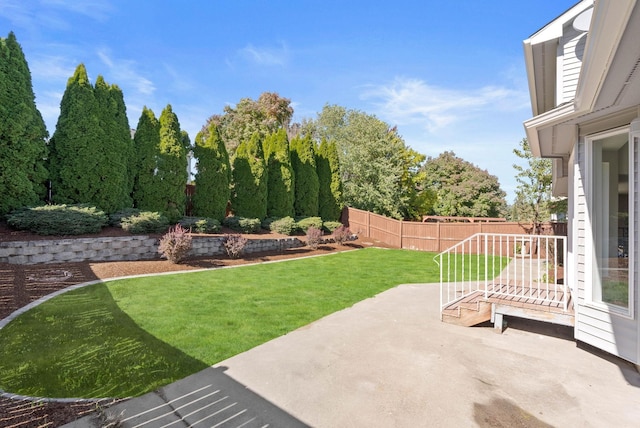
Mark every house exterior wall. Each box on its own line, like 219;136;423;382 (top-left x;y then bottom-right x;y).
572;127;639;363
558;23;587;104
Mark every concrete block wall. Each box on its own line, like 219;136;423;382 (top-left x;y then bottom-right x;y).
0;235;304;265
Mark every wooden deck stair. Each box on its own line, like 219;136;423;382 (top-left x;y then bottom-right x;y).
441;292;492;326
442;285;575;330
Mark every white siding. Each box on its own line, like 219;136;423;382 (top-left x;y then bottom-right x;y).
574;133;639;365
558;24;586;104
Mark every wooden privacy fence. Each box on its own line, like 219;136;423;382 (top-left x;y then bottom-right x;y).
342;207;567;253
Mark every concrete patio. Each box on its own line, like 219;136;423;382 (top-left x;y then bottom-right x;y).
68;282;640;427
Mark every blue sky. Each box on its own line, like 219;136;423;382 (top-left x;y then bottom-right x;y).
0;0;577;203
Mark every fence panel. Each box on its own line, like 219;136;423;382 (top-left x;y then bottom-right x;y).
343;207;567;253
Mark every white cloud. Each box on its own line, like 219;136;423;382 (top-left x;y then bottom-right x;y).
238;42;289;66
361;77;529;133
97;48;155;95
41;0;113;22
29;54;76;82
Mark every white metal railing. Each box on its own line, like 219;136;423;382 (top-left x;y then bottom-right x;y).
435;233;568;319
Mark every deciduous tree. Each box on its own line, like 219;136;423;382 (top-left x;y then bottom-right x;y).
422;151;506;218
202;92;293;159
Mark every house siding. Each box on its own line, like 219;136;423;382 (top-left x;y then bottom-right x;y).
558;24;586;104
573;133;639;364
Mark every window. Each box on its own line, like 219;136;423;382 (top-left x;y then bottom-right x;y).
588;128;634;315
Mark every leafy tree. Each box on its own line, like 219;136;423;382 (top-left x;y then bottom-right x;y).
290;134;319;217
231;133;268;219
202;92;293;159
132;107;161;210
0;32;48;216
264;129;295;218
157;104;188;221
316;138;343;221
303;105;427;219
192;121;231;221
512;138;566;228
422;151;506;218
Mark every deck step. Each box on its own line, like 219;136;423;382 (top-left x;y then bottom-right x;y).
442;297;491;327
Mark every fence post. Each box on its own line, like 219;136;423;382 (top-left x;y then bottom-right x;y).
437;221;441;252
400;220;404;249
366;210;371;237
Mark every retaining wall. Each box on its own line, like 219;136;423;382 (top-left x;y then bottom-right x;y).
0;235;304;265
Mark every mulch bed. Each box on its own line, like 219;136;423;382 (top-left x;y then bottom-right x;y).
0;226;391;427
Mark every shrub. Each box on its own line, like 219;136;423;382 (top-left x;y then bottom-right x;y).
269;217;296;235
109;208;141;227
223;216;261;234
322;221;343;233
332;225;353;245
179;216;221;234
223;234;248;258
6;204;108;235
306;226;323;250
158;224;192;263
295;216;323;233
121;211;170;234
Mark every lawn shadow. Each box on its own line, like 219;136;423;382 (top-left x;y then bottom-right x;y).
0;282;210;399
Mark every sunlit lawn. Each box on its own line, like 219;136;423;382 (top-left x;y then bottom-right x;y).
0;248;446;398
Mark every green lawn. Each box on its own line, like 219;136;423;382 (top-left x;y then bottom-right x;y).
0;248;443;399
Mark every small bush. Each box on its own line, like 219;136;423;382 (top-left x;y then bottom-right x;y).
223;234;248;258
295;216;323;233
322;221;343;233
332;225;353;245
7;204;108;235
158;224;192;263
306;226;323;250
269;216;296;235
179;216;221;234
121;211;170;234
109;208;141;227
223;216;262;234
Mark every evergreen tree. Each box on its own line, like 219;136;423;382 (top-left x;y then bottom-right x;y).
264;129;294;218
93;76;132;210
48;65;133;213
290;134;319;217
317;138;343;221
132;107;162;211
48;64;102;207
157;104;187;221
193;122;231;221
231;133;268;219
0;32;48;216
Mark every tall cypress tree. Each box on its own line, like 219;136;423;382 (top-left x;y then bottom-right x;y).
157;104;187;221
193;122;231;221
231;132;268;219
291;134;319;217
93;76;131;211
0;32;48;216
264;129;294;218
317;138;343;221
48;64;102;207
132;107;161;211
